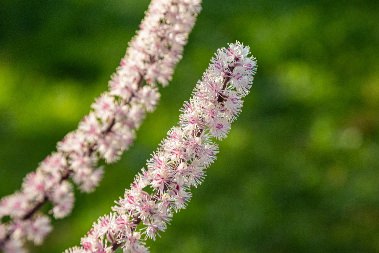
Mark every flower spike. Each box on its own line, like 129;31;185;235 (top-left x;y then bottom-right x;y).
0;0;202;252
65;41;257;253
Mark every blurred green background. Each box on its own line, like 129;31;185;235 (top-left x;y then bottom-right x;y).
0;0;379;252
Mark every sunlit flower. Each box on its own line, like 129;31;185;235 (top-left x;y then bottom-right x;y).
0;0;201;251
65;41;257;253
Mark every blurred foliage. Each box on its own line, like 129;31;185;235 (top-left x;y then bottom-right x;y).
0;0;379;252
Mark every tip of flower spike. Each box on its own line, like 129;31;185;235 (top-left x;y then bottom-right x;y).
228;41;257;71
191;41;257;140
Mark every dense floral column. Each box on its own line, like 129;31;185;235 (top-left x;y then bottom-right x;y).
0;1;201;252
65;41;257;253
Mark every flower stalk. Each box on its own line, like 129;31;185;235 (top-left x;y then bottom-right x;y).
0;0;201;252
64;41;257;253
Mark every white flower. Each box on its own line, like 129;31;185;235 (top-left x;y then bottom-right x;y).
78;113;102;142
92;94;116;122
137;86;160;112
49;181;74;219
109;75;133;101
25;215;52;245
58;132;85;154
73;167;104;193
22;172;46;201
209;117;231;140
0;193;29;218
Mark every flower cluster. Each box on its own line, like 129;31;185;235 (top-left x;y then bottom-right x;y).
65;42;257;253
0;0;201;252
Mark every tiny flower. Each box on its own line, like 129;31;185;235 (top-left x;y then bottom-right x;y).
223;90;243;118
97;132;121;163
137;86;160;112
185;164;205;187
127;104;145;128
49;182;74;219
0;193;29;218
209;117;231;140
230;65;252;95
58;131;86;154
81;235;97;252
92;94;116;122
72;167;104;193
39;153;67;184
123;232;148;253
79;114;102;142
22;172;46;201
25;215;52;245
109;75;133;101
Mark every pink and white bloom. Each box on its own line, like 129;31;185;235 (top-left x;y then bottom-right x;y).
48;181;75;219
25;216;52;245
65;42;257;253
0;0;201;251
